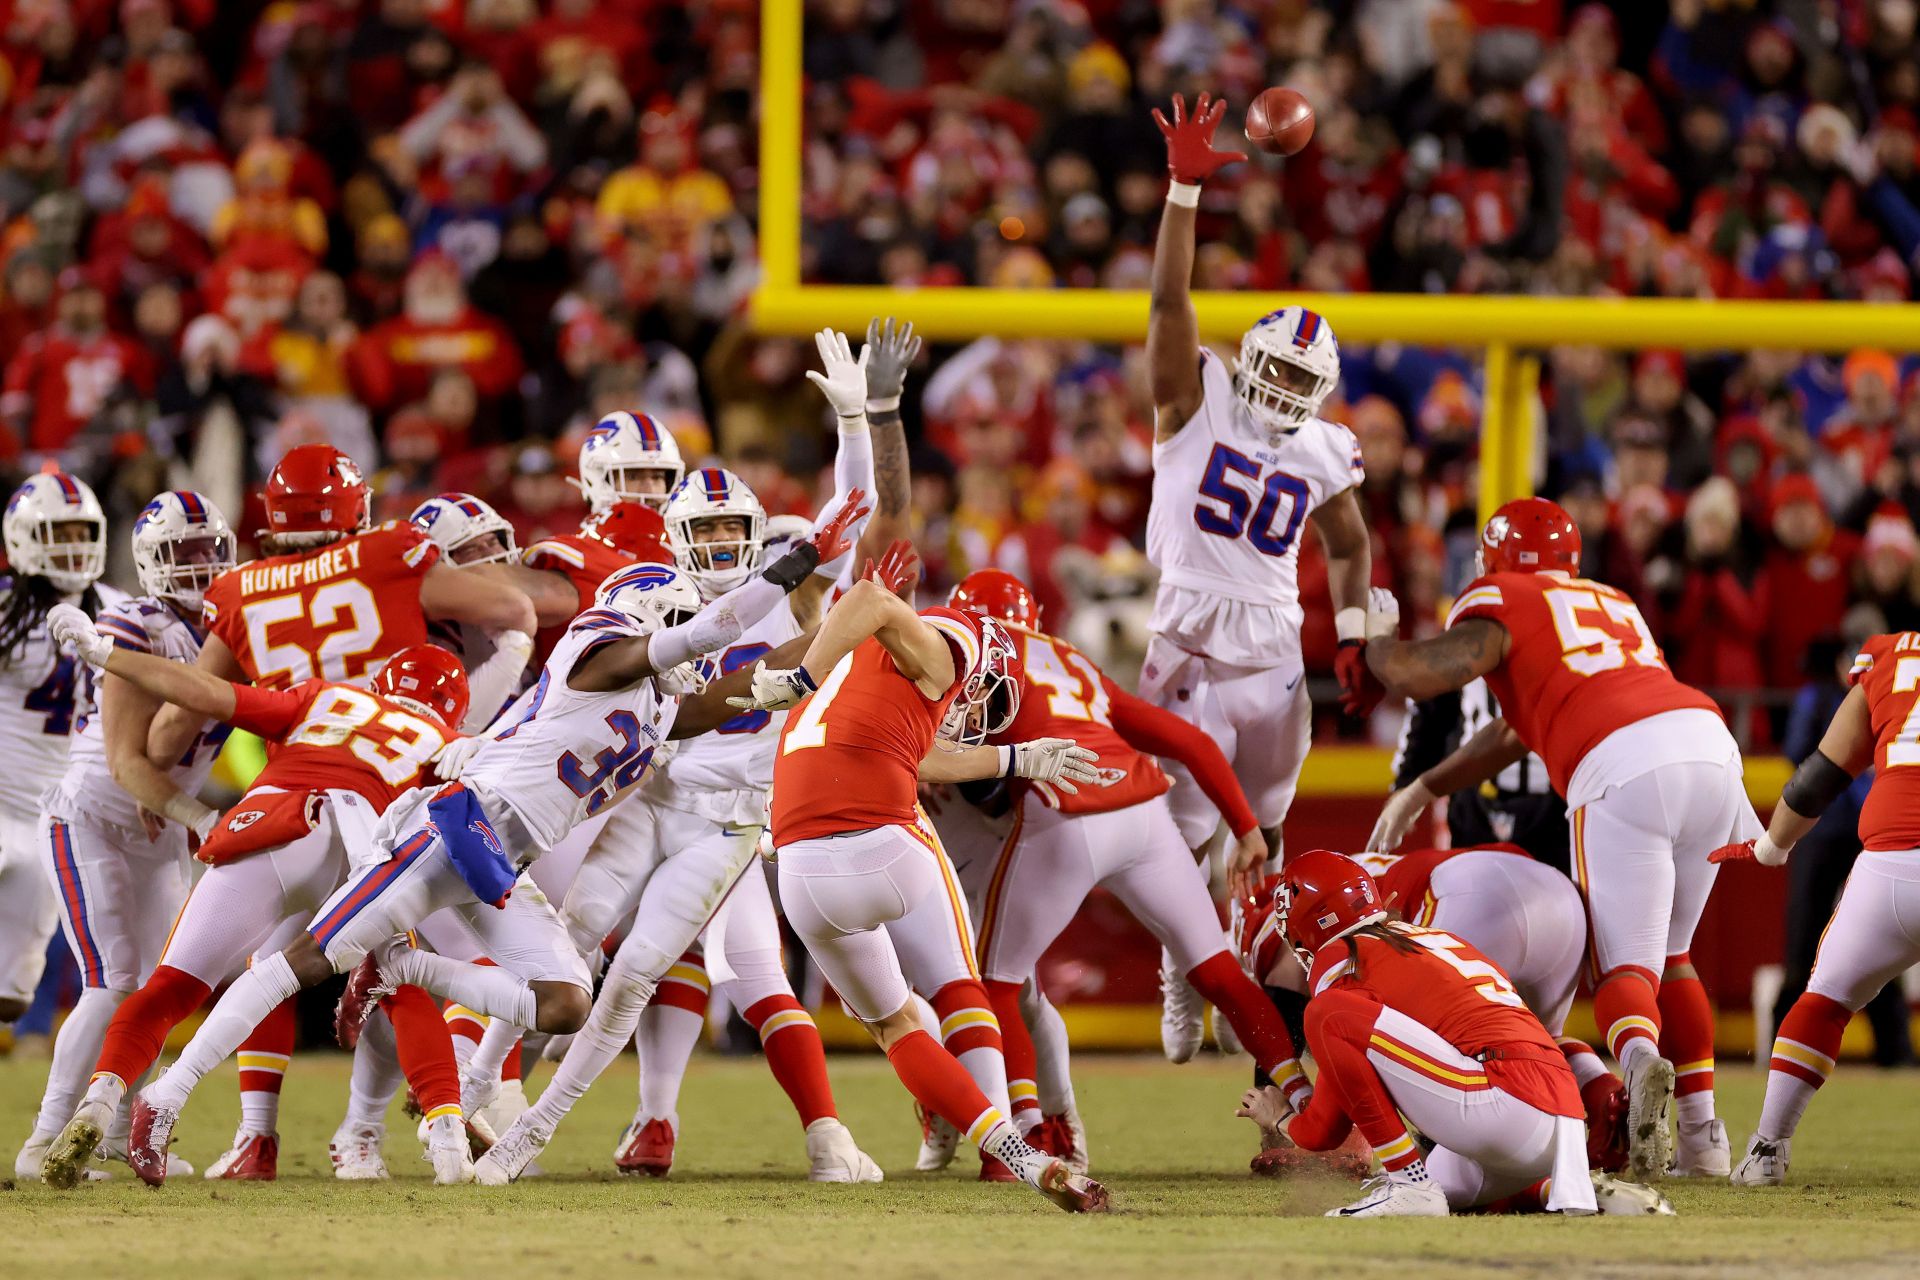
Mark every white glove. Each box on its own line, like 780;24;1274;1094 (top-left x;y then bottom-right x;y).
1366;586;1401;641
48;602;111;669
726;662;817;713
1367;779;1435;853
432;735;486;781
805;327;870;418
654;661;709;698
1005;738;1101;794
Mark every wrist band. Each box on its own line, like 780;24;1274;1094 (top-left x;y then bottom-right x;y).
997;745;1014;778
837;410;868;428
1167;181;1201;208
1335;607;1367;642
867;395;901;413
792;666;819;695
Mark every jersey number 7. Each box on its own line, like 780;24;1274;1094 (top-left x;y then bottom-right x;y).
1193;443;1309;557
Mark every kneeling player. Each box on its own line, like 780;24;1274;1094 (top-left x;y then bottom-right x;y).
1239;851;1672;1217
1725;631;1920;1186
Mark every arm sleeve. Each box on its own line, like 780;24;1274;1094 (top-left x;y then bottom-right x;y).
1284;1074;1354;1152
1107;685;1258;837
226;681;308;740
811;415;876;580
1391;690;1463;787
644;574;789;674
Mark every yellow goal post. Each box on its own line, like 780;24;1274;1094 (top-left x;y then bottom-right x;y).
751;0;1920;530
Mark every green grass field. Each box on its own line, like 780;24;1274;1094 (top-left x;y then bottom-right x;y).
6;1051;1920;1278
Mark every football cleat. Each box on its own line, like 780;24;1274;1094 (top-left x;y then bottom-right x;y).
40;1099;113;1190
334;949;397;1050
1671;1117;1731;1177
1327;1175;1449;1218
481;1078;530;1135
1159;952;1204;1064
979;1152;1021;1183
615;1113;677;1176
126;1093;179;1187
1623;1054;1677;1183
459;1067;501;1124
424;1114;475;1185
1581;1072;1629;1173
15;1135;51;1181
804;1117;883;1183
202;1129;277;1181
1589;1171;1678;1215
330;1122;389;1180
1730;1133;1791;1187
1026;1156;1110;1213
474;1115;553;1186
914;1103;959;1172
1213;1007;1245;1056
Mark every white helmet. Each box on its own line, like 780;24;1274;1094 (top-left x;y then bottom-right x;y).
1236;306;1340;439
131;491;237;609
663;467;766;597
578;411;686;513
409;492;517;566
4;472;107;594
592;561;708;693
762;514;812;552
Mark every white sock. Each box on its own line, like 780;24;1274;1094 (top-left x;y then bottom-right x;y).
1676;1091;1715;1128
31;987;125;1141
637;1003;703;1119
148;953;303;1113
978;1117;1038;1171
1019;981;1076;1115
951;1045;1013;1126
910;993;940;1038
385;947;537;1029
1615;1035;1660;1076
239;1089;281;1135
467;1016;521;1087
527;950;662;1132
345;1009;403;1130
1559;1040;1610;1091
106;1063;155;1144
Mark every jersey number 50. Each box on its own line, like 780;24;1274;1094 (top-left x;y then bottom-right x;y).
1193;443;1309;557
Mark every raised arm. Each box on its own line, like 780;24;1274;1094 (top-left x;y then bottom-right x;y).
853;316;921;567
1365;618;1509;703
1148;92;1241;439
793;324;889;622
798;578;953;693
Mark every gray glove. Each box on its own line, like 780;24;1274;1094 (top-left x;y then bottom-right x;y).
863;317;921;410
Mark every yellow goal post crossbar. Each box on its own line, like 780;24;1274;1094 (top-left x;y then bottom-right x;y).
751;0;1920;524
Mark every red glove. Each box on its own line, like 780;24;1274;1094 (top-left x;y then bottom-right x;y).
1151;92;1244;185
808;488;870;562
864;538;921;597
1707;840;1755;864
1334;640;1384;717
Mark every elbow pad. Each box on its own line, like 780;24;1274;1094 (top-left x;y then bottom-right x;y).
759;541;822;592
1781;749;1853;819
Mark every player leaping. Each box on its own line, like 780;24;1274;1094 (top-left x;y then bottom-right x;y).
1144;92;1377;1060
1363;498;1762;1182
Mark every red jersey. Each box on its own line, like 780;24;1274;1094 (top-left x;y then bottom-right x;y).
203;523;440;689
197;679;453;863
1848;632;1920;851
989;625;1167;816
1447;572;1720;795
2;328;154;453
1357;844;1531;926
521;531;639;662
772;607;985;845
1307;924;1581;1119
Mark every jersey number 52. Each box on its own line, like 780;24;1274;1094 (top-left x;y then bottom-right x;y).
1193;443;1309;557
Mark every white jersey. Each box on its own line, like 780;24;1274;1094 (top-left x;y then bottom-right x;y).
461;606;679;853
0;580;127;816
641;600;802;827
1145;350;1364;667
50;595;229;834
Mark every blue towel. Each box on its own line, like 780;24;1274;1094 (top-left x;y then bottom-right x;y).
427;784;516;908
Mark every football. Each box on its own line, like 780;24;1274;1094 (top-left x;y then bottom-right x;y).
1246;86;1315;156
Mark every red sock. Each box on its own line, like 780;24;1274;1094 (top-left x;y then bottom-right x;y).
1657;952;1714;1103
1769;991;1851;1089
1188;951;1307;1104
237;996;296;1097
1303;989;1423;1172
743;994;836;1126
883;1029;999;1144
657;952;711;1016
984;979;1040;1128
382;984;462;1119
443;1003;485;1050
929;978;1002;1056
93;965;212;1086
1592;967;1661;1065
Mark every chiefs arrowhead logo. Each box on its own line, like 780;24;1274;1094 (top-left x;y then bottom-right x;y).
228;810;265;832
1483;514;1511;547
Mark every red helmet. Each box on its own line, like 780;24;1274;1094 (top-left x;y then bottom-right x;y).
936;614;1025;745
1236;873;1288;980
264;444;370;542
1277;849;1388;962
372;644;470;731
948;568;1041;630
1478;497;1581;576
582;502;669;563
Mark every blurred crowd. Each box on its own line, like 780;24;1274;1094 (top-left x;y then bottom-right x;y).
2;0;1918;745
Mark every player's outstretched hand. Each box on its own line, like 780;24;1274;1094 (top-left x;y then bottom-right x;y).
1366;586;1400;640
864;538;921;597
1236;1083;1294;1130
47;601;112;668
1227;827;1268;905
806;327;870;417
863;317;921;406
1008;738;1100;793
1366;779;1434;853
1152;91;1243;185
726;661;818;713
808;488;871;564
432;735;485;781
